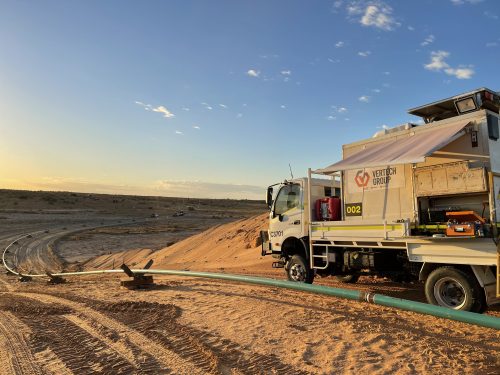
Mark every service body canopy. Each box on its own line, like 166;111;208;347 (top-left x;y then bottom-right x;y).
315;120;470;174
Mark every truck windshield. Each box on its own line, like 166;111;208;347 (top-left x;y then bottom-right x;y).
274;184;300;215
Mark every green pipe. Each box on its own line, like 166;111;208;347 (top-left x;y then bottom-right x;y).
131;269;500;330
3;239;500;329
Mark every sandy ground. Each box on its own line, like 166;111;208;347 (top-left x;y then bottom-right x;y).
0;190;499;374
0;273;498;374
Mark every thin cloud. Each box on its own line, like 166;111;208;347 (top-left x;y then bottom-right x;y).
421;34;435;46
201;102;213;110
451;0;483;5
358;51;371;57
331;105;348;114
193;125;200;129
407;25;415;31
348;1;399;31
135;101;152;110
181;107;190;111
486;42;498;47
236;113;243;118
359;95;371;103
424;50;450;70
280;105;286;109
372;88;381;93
446;67;475;79
332;0;343;13
328;58;341;63
327;115;337;120
484;11;498;19
247;69;260;77
280;70;292;76
175;130;183;135
152;106;175;118
135;101;175;118
424;50;475;79
219;104;228;109
335;41;345;48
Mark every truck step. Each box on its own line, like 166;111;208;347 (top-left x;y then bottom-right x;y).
272;261;285;268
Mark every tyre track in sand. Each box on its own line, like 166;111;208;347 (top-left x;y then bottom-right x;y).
5;293;200;374
45;292;309;375
0;311;44;375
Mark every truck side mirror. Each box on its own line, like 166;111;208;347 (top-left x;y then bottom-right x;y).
266;187;273;209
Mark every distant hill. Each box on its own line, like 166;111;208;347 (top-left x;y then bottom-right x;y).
0;189;265;218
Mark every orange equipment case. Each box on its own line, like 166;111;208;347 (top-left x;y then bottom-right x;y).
445;211;485;237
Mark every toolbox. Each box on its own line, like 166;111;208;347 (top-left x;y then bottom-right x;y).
445;211;485;237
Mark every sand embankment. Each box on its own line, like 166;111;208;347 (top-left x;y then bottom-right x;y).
83;213;273;274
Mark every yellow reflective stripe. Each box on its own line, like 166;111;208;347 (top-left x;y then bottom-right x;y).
416;224;500;229
312;225;403;231
416;225;447;230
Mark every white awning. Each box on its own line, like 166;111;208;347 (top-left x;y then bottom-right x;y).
315;120;470;174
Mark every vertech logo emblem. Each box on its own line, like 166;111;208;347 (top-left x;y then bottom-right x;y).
355;170;370;187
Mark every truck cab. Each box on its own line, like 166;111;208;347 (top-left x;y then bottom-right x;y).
262;178;341;282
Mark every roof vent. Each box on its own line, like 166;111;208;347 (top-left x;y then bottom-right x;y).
372;123;418;138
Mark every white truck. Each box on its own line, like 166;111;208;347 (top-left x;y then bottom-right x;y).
261;88;500;312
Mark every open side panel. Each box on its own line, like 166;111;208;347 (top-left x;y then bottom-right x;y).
494;174;500;297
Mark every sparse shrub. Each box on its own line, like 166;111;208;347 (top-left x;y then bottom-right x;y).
42;196;58;204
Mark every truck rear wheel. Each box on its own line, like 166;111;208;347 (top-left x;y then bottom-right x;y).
425;267;484;312
286;255;314;284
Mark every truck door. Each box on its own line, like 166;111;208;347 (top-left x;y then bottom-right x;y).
269;183;303;251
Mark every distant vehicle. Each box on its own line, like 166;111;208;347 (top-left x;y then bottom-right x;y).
151;213;159;218
172;211;184;217
261;88;500;313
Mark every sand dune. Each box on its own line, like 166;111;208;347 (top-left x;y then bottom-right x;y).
83;213;273;273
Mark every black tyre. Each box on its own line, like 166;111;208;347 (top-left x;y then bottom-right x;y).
335;274;360;283
286;255;314;284
425;267;485;312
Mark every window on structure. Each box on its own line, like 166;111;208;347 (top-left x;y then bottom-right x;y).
274;184;301;215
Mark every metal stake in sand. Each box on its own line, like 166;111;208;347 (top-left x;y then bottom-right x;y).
120;259;155;289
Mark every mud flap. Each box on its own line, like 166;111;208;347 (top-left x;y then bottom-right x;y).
260;231;271;256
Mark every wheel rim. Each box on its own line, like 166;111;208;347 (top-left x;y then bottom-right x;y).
433;277;467;309
289;263;306;282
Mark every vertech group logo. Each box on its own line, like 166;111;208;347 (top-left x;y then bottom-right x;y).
354;170;370;187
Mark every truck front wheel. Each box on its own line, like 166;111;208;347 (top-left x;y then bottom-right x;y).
425;267;484;312
286;255;314;284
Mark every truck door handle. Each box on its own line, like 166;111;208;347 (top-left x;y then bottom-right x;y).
293;220;301;225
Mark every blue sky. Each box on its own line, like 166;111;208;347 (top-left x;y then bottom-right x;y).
1;0;499;199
